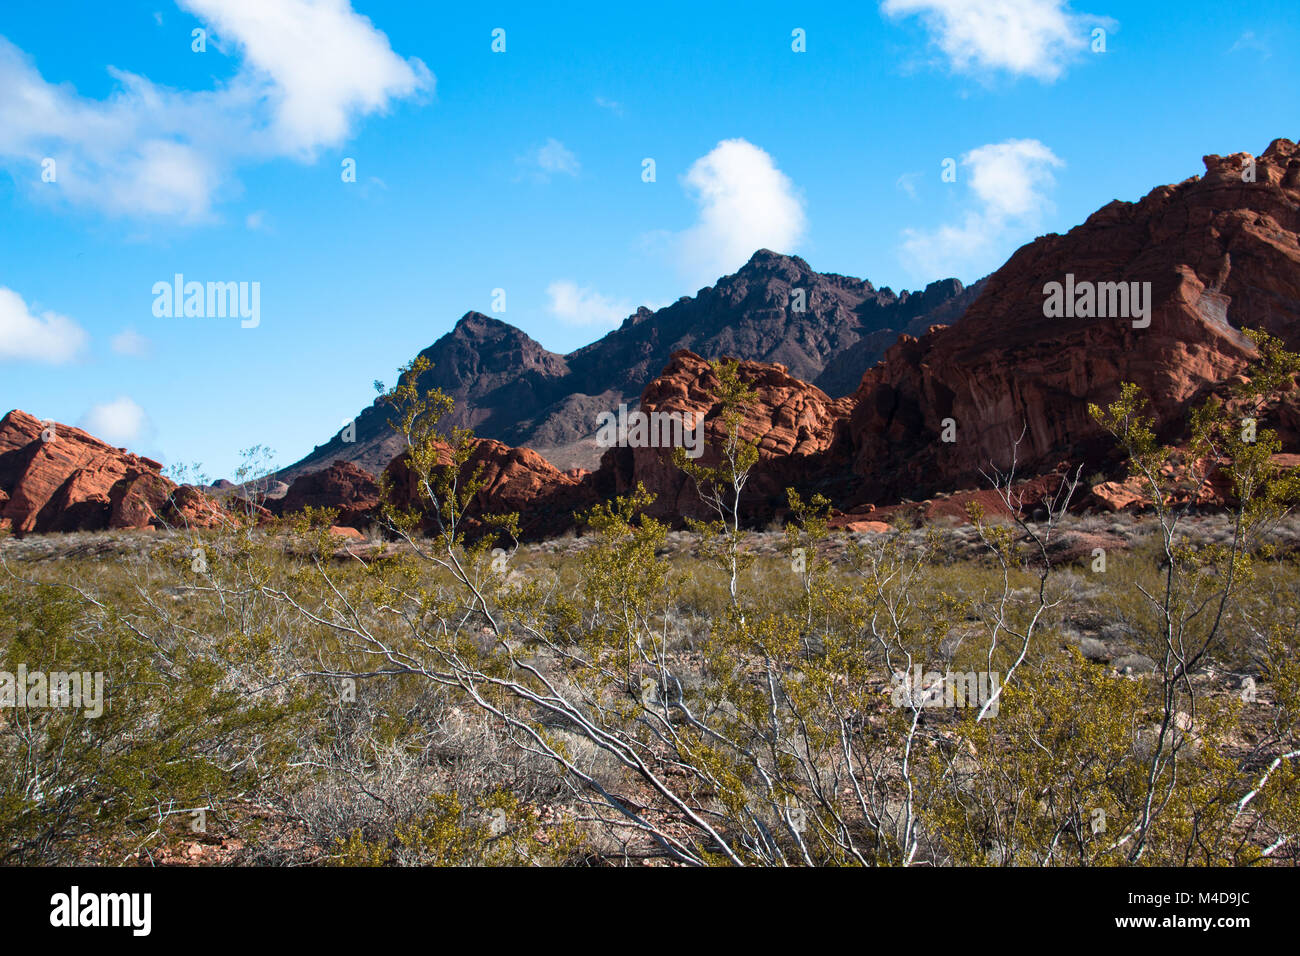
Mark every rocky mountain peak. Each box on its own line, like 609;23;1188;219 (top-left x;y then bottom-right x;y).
280;253;978;478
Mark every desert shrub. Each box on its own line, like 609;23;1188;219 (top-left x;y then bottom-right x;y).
0;574;307;864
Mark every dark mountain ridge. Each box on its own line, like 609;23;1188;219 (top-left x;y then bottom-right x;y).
280;250;981;478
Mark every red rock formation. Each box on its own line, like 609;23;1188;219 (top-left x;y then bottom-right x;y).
846;139;1300;504
592;350;855;523
275;460;381;529
163;483;230;528
846;472;1069;527
843;519;892;534
1088;453;1300;512
0;410;224;533
1089;479;1148;512
385;436;596;539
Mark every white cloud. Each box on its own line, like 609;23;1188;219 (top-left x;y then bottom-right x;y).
595;96;624;116
179;0;431;154
245;209;267;230
881;0;1108;81
520;138;580;181
900;138;1063;280
0;0;431;220
964;138;1063;218
1228;30;1271;59
546;280;632;328
0;286;87;364
111;328;151;357
674;139;807;287
80;396;149;446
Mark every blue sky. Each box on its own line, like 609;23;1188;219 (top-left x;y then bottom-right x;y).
1;0;1296;479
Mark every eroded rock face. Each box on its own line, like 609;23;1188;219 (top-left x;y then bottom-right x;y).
1089;480;1149;512
842;472;1073;528
275;460;381;529
384;437;597;540
843;519;892;534
1088;453;1300;512
0;410;223;533
845;139;1300;503
163;484;229;528
591;350;856;524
